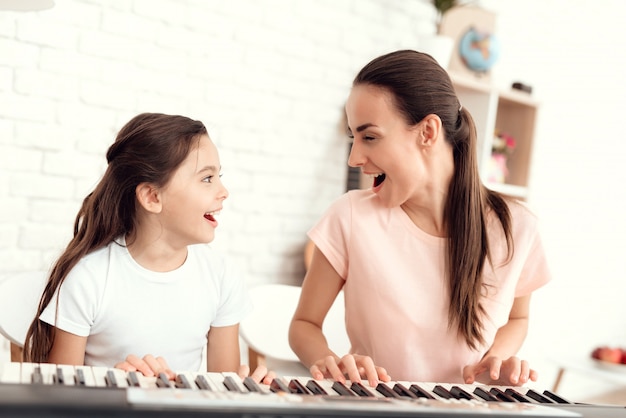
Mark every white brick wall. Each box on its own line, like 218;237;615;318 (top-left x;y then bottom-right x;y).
0;0;436;286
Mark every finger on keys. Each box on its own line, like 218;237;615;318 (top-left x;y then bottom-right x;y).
340;354;362;384
126;354;155;377
155;356;175;380
238;364;251;379
375;366;391;383
249;365;275;385
309;364;325;380
114;361;137;372
358;356;379;387
489;357;502;381
324;356;346;383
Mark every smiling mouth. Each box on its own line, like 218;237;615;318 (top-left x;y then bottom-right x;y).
204;210;220;221
373;173;386;187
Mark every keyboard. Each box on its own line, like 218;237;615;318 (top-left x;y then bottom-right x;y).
1;362;623;417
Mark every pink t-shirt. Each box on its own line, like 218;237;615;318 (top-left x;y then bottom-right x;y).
308;189;550;383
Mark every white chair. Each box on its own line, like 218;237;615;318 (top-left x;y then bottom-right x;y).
240;283;350;376
0;271;47;361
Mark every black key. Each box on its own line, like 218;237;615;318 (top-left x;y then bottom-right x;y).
175;374;192;389
393;383;418;398
105;370;118;387
473;387;499;401
542;390;572;404
376;383;400;398
450;386;475;400
195;375;212;390
525;388;556;403
75;368;86;386
270;378;290;393
306;380;328;395
223;375;243;392
505;388;532;403
332;381;356;396
243;377;263;393
433;385;453;399
127;371;141;387
350;381;374;397
289;379;311;394
156;372;170;388
32;366;43;384
55;367;65;385
490;387;516;402
409;384;436;399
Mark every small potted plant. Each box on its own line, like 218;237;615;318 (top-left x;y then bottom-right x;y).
419;0;461;68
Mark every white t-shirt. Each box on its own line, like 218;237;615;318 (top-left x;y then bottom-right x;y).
40;239;251;372
309;189;551;383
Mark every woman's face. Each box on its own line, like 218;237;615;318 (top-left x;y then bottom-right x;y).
345;84;428;207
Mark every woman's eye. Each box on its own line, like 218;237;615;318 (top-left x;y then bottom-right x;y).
363;135;376;141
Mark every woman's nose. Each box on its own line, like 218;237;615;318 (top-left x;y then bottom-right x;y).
347;141;365;168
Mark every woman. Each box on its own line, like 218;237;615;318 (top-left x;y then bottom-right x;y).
289;50;550;387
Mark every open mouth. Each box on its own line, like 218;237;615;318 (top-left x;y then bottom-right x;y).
373;173;386;188
204;210;220;222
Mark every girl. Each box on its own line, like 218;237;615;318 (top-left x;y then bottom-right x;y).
25;113;270;383
289;50;551;387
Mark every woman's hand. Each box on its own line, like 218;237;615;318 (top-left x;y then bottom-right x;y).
237;364;275;385
463;355;538;386
114;354;176;380
310;354;391;387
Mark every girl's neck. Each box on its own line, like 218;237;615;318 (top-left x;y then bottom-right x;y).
125;233;188;273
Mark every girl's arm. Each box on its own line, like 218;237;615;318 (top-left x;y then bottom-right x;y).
289;245;389;386
206;324;241;372
463;294;536;385
47;327;87;365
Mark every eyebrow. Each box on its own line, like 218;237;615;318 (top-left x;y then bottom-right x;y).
348;123;377;134
197;165;220;174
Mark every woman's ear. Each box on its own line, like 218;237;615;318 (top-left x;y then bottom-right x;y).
419;114;443;147
136;182;162;213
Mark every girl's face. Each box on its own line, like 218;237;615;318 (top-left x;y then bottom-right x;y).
345;84;427;207
159;134;228;247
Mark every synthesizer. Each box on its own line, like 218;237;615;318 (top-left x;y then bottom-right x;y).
1;362;624;418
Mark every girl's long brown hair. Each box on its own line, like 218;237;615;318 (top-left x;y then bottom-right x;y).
354;50;513;350
24;113;208;362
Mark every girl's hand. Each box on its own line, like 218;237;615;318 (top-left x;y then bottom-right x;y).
310;354;391;387
237;364;275;385
114;354;176;380
463;355;538;386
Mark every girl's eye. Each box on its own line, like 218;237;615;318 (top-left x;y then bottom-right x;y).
203;176;214;183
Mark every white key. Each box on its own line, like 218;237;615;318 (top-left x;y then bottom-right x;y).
174;371;199;390
204;372;230;392
74;365;97;387
54;364;76;386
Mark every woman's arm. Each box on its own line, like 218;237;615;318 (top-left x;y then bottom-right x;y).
463;294;536;385
289;245;389;385
47;327;87;365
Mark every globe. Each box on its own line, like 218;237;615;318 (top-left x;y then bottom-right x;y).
459;27;500;73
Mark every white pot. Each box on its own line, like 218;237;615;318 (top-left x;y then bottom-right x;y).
418;34;455;69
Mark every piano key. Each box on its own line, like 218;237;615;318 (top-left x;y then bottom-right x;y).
432;384;454;399
223;375;243;392
375;382;401;398
204;372;233;392
390;382;418;398
31;365;44;384
473;386;499;402
288;378;312;395
542;389;573;404
305;379;329;395
128;371;142;387
350;381;375;397
156;372;171;388
525;388;557;403
489;387;516;402
90;366;112;387
270;377;291;393
175;373;193;389
332;380;357;396
194;374;213;391
504;388;533;403
409;383;437;399
450;385;476;400
243;376;264;393
105;370;118;387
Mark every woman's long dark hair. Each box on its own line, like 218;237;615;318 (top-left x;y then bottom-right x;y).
24;113;208;362
354;50;513;350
